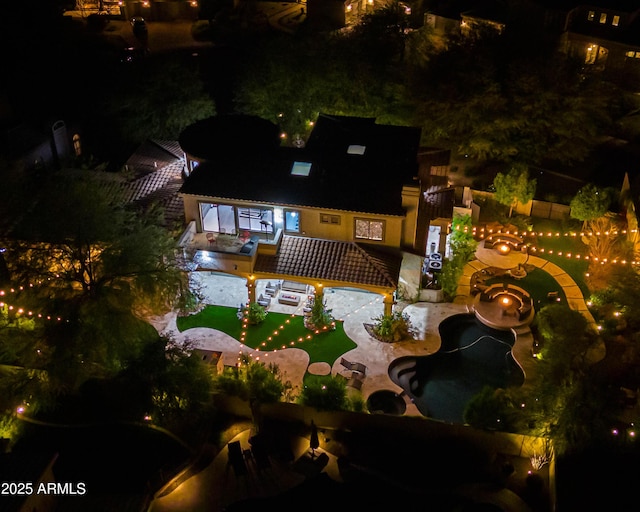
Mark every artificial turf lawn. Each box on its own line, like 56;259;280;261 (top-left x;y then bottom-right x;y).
528;219;591;297
176;305;357;365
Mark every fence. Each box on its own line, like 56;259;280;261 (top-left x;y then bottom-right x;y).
471;190;571;221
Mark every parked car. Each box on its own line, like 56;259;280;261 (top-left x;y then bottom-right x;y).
130;17;148;38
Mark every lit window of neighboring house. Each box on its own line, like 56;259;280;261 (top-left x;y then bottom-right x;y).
612;15;620;26
73;134;82;156
625;50;640;58
284;210;300;232
354;218;384;241
587;10;595;21
599;12;607;23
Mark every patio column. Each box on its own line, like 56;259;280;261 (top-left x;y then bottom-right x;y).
246;275;256;304
383;293;394;316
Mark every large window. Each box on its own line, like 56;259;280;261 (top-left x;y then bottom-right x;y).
354;218;384;241
73;134;82;156
238;207;273;234
284;210;300;232
201;203;237;234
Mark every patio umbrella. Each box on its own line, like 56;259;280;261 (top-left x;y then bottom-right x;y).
309;420;319;459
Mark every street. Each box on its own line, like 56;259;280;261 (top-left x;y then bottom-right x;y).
65;1;307;54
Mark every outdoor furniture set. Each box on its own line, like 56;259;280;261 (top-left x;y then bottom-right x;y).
264;280;310;307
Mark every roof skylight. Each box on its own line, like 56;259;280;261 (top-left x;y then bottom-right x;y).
291;161;312;176
347;145;366;155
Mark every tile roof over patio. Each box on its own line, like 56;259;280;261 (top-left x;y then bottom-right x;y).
253;236;403;291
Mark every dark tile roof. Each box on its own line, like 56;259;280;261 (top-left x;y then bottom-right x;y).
124;139;185;178
93;156;185;228
254;236;402;289
179;114;421;216
128;161;185;227
153;139;185;159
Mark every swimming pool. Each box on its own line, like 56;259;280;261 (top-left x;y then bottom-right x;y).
389;313;524;424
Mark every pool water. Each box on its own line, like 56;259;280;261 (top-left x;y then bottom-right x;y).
390;314;524;424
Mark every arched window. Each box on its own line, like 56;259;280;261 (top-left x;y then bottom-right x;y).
73;134;82;156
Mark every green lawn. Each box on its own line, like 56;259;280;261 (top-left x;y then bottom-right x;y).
176;306;357;366
528;220;591;298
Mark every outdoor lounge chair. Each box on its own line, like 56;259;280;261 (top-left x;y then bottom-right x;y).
351;362;367;375
249;434;272;471
340;357;353;370
257;293;271;308
227;440;248;477
347;372;364;390
265;281;280;297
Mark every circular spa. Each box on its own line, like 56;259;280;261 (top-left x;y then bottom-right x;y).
389;314;524;424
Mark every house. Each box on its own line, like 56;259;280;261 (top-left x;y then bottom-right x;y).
0;118;83;173
559;1;640;75
177;113;452;314
423;0;640;80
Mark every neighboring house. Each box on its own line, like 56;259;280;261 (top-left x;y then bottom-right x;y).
424;0;640;78
424;0;509;44
559;1;640;73
0;118;82;172
459;5;506;35
177;113;453;313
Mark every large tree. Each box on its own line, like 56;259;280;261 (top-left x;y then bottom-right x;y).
522;304;620;453
3;171;186;309
233;9;417;142
0;169;192;409
413;9;615;165
89;54;216;161
492;166;536;217
570;183;614;229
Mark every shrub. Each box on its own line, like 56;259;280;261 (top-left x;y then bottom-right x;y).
305;294;335;331
298;375;349;411
244;302;267;325
371;311;412;343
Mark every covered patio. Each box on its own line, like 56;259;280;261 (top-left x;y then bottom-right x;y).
180;234;403;316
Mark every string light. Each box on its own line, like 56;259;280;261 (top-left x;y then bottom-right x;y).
468;229;640;267
236;296;383;357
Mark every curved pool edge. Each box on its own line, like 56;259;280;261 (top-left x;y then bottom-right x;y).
508;325;537;387
388;313;532;423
